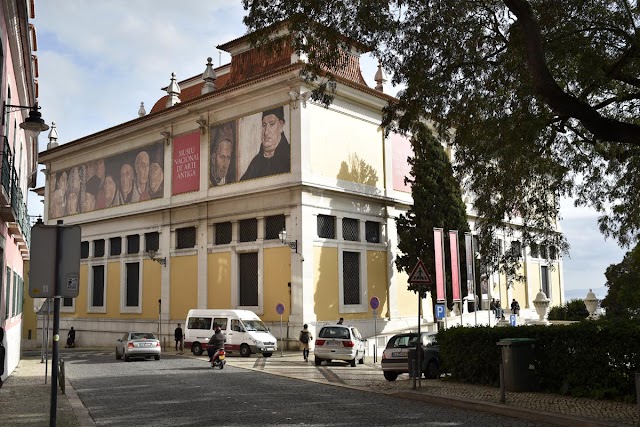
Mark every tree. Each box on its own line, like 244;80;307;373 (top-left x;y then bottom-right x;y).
243;0;640;273
395;124;470;312
601;243;640;317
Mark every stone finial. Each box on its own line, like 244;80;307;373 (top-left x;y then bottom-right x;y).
374;62;387;92
201;57;217;95
47;121;58;149
138;102;146;117
166;72;181;108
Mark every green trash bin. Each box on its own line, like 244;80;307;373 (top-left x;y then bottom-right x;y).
497;338;537;392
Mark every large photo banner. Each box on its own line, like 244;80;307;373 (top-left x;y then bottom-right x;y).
172;131;200;195
49;142;165;218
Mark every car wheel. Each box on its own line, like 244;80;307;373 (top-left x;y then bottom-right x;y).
349;357;357;367
358;351;365;364
154;355;160;361
240;344;251;358
314;357;323;366
124;354;130;362
115;348;121;360
424;360;440;379
384;371;399;381
191;343;203;356
262;352;272;358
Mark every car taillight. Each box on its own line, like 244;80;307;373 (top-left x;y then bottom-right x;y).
382;352;387;360
155;342;160;347
342;341;355;348
127;342;134;348
316;339;325;346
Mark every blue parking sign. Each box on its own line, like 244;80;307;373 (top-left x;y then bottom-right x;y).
435;304;445;320
510;314;517;326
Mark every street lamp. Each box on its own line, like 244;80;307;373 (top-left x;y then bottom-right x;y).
4;103;49;138
147;249;166;267
278;229;298;253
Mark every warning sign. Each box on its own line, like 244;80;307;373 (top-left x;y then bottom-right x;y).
408;259;432;284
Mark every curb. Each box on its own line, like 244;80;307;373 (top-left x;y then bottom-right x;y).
64;377;96;427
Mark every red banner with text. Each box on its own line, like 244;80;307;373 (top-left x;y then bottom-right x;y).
434;228;445;301
172;132;200;195
449;230;461;301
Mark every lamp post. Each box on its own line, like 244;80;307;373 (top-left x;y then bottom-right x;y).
4;103;49;138
278;229;298;253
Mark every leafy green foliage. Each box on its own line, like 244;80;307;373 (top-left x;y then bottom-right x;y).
548;299;589;321
243;0;640;272
394;124;469;309
602;243;640;317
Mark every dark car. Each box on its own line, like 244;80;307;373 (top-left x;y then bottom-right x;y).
381;332;440;381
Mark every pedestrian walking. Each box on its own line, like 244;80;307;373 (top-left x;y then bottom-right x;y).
511;299;520;315
490;299;498;319
337;317;344;324
174;323;184;352
66;327;76;348
299;324;313;361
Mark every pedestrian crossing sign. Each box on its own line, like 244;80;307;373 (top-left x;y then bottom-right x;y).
408;259;432;284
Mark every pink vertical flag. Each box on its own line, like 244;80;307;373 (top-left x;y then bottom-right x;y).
434;228;445;301
449;230;461;301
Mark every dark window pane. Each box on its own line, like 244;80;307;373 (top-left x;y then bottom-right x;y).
94;239;105;257
110;237;121;256
265;215;285;240
540;245;548;259
541;266;550;297
365;221;380;243
317;215;336;239
92;265;105;307
342;218;359;241
81;241;89;259
127;235;140;254
530;243;539;258
63;298;73;307
176;227;196;249
549;245;557;260
215;222;232;245
239;252;258;306
239;219;257;242
145;232;160;251
126;262;139;306
343;251;360;305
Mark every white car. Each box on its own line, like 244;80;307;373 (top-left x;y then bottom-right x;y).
116;332;161;362
314;324;366;367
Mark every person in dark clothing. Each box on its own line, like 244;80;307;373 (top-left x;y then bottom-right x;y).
511;299;521;315
66;327;76;348
174;323;184;352
240;106;290;181
207;326;226;363
299;324;313;361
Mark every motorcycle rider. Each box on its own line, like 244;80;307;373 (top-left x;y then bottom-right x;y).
207;325;226;365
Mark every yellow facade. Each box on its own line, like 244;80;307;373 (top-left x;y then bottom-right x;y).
207;252;232;309
170;255;198;320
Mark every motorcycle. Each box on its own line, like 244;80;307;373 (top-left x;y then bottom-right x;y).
211;349;226;369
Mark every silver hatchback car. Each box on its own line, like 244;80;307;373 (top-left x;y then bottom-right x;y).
314;324;366;367
116;332;161;362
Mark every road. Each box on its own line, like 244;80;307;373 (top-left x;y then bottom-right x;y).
60;350;556;426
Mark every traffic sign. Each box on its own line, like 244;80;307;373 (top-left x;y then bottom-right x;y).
276;303;285;315
370;296;380;310
435;304;445;320
408;259;432;284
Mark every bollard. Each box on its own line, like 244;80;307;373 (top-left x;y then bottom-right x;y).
636;372;640;425
500;363;506;403
59;359;66;395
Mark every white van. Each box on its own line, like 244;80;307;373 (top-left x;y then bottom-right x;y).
184;309;277;358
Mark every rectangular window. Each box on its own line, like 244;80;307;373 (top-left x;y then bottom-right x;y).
63;298;73;307
510;240;522;257
530;243;539;258
343;251;360;305
365;221;380;243
238;252;258;306
127;235;140;254
12;272;17;317
5;267;11;319
213;317;228;330
176;227;196;249
265;215;285;240
541;265;550;297
239;219;257;242
317;214;336;239
342;218;359;241
540;245;548;259
145;232;160;251
549;245;558;260
81;241;89;259
94;239;105;257
215;222;232;245
125;262;140;306
92;265;105;307
110;237;121;256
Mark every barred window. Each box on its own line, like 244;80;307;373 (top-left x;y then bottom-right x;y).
239;218;257;242
110;237;121;256
238;252;258;306
94;239;105;257
92;265;105;307
176;227;196;249
343;251;360;305
125;262;139;307
365;221;380;243
342;218;359;241
317;215;336;239
265;215;285;240
530;243;539;258
127;235;140;254
63;298;73;307
81;241;89;259
145;232;159;251
215;222;232;245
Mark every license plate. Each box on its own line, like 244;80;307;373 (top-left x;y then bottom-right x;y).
328;341;342;346
392;352;406;358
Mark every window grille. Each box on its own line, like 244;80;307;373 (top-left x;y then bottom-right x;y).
215;222;232;245
265;215;285;240
63;298;73;307
110;237;121;256
176;227;196;249
342;218;359;241
317;215;336;239
239;218;257;242
81;241;89;259
145;232;159;251
92;265;105;307
530;243;539;258
94;239;105;257
365;221;380;243
343;251;360;305
238;252;258;306
125;262;139;306
127;235;140;254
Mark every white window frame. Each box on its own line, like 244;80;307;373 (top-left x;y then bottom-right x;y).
338;245;368;314
120;259;143;314
87;262;107;313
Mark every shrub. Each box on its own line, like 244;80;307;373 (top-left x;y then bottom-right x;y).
548;299;589;321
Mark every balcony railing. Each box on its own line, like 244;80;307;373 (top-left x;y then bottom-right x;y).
0;135;32;249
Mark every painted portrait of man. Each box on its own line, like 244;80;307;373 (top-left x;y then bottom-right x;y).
210;121;236;187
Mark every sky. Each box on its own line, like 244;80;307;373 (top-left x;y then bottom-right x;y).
28;1;627;299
